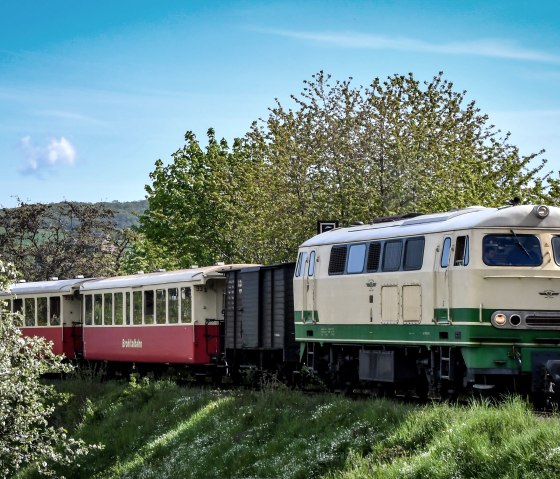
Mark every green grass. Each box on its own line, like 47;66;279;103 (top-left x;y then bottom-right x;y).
22;378;560;479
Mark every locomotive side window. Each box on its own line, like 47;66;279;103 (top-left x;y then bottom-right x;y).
104;293;113;325
483;234;542;266
295;252;308;277
133;291;142;325
347;244;366;274
366;242;381;272
454;236;469;266
94;294;102;325
329;245;347;275
37;297;48;326
553;237;560;265
50;297;61;325
441;237;451;268
144;290;154;324
403;237;425;271
84;295;93;325
308;251;316;276
114;293;124;325
168;288;179;324
180;287;192;323
25;298;35;326
156;289;166;324
382;240;403;272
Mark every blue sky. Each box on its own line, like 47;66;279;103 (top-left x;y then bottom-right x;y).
1;0;559;207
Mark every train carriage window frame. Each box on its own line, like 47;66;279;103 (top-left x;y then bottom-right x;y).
403;237;425;271
132;291;143;325
24;298;35;326
382;240;403;272
103;293;113;325
347;243;367;274
144;290;155;324
37;297;48;326
50;296;61;326
84;295;93;325
483;234;542;267
156;289;166;324
114;292;124;325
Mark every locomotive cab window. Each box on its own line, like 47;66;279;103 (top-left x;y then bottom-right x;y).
553;236;560;266
308;250;316;276
382;240;403;272
483;234;542;266
295;251;308;277
441;237;452;268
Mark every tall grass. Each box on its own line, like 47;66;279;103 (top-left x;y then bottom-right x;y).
22;378;560;479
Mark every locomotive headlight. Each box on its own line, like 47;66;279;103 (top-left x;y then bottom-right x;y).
533;205;550;219
494;313;507;326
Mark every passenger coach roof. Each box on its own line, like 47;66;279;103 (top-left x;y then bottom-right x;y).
301;205;560;247
80;264;257;291
0;277;96;297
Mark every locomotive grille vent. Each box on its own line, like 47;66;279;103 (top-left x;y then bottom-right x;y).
367;242;381;272
525;316;560;327
328;245;347;275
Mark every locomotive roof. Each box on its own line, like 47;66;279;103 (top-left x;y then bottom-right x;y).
301;204;560;247
0;277;96;297
80;264;257;291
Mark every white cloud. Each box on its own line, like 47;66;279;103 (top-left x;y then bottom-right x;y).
260;29;560;64
19;136;77;175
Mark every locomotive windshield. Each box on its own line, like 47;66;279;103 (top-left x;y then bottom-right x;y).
483;234;542;266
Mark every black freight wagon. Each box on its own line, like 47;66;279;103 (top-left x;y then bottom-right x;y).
223;263;298;376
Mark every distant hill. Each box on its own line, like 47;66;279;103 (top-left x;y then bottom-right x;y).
92;200;148;229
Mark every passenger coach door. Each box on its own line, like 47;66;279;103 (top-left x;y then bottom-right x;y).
434;237;451;323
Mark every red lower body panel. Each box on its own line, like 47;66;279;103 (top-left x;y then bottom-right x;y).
82;324;220;364
20;327;64;355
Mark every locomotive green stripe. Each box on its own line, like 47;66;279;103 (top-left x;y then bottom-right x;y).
295;320;560;372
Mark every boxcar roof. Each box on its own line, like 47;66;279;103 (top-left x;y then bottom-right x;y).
80;264;257;291
301;205;560;247
0;277;96;297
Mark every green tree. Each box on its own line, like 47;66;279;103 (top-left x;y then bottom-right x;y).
0;200;130;281
0;258;96;478
246;71;551;261
133;128;262;270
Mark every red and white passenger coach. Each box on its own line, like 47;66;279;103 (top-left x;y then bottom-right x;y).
79;266;245;364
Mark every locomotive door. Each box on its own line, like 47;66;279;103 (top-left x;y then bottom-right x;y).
303;250;317;323
434;236;452;323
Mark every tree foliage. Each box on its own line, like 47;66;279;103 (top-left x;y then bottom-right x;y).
128;129;261;271
135;71;556;267
0;200;130;281
0;259;96;478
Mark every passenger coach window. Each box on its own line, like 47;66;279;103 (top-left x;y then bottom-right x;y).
404;237;425;271
367;242;381;272
383;240;403;272
328;245;347;275
144;290;154;324
156;289;166;324
180;287;192;323
25;298;35;326
483;234;542;266
347;244;366;274
84;295;93;325
13;298;23;315
114;293;124;325
133;291;142;325
104;293;113;325
168;288;179;324
94;294;102;325
441;237;452;268
37;297;48;326
50;297;61;325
